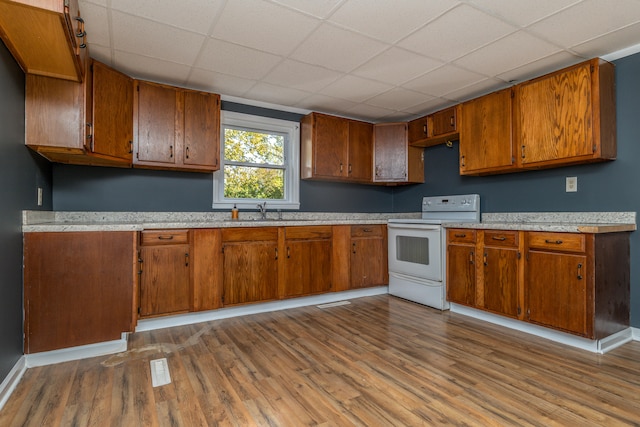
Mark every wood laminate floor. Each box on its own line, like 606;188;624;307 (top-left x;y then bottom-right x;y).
2;295;640;426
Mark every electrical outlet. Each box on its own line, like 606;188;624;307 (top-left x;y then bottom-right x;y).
566;176;577;192
37;187;43;206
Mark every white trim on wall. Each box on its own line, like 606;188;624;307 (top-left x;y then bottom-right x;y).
0;356;26;412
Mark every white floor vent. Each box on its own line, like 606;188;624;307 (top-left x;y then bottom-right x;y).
317;300;351;309
150;358;172;387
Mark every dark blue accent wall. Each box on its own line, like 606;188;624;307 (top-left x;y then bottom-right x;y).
0;42;52;382
394;53;640;327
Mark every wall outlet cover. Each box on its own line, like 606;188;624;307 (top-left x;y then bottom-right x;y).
566;176;578;192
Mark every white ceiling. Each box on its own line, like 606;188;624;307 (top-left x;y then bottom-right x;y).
78;0;640;123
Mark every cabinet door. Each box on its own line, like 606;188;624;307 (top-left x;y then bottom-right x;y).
459;88;514;174
431;106;457;137
135;81;179;165
23;232;136;353
91;60;133;162
313;114;349;178
351;236;387;288
408;116;428;145
222;241;278;305
284;238;332;297
518;62;593;165
482;247;519;318
447;244;476;306
348;120;373;181
526;250;589;336
183;90;220;170
139;244;191;317
374;123;408;181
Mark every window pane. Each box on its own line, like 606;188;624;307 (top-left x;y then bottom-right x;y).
224;165;285;200
224;128;284;165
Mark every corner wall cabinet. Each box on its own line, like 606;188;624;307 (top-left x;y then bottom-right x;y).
446;228;630;339
373;122;424;184
0;0;88;81
409;105;460;148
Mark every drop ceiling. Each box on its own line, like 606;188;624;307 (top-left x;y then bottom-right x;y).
79;0;640;122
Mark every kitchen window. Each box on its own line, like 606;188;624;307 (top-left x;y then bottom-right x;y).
213;111;300;209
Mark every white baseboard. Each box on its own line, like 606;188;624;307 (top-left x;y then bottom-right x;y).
0;356;26;412
25;334;128;368
136;286;388;332
450;304;633;354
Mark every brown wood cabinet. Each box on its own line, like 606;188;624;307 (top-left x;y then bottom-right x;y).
516;58;616;169
0;0;88;81
23;231;137;353
446;229;477;306
281;226;333;298
409;105;460;148
134;80;220;172
221;227;279;306
192;228;222;312
481;230;520;318
300;112;373;183
138;230;191;318
25;59;133;167
374;122;424;184
459;88;516;175
349;225;388;289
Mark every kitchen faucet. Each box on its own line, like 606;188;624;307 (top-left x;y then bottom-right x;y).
257;202;267;219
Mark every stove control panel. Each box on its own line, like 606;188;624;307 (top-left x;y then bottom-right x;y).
421;194;481;222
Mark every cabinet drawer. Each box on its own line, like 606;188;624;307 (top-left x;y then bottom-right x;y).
527;232;585;253
447;229;476;244
351;224;384;238
141;230;189;245
222;227;278;242
285;226;332;240
484;230;518;247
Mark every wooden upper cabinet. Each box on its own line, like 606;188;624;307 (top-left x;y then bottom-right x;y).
89;60;133;164
348;120;373;182
409;105;460;148
0;0;88;81
459;88;515;175
374;122;424;184
134;80;220;172
516;58;616;168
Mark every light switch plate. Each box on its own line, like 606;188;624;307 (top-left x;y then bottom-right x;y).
566;176;577;192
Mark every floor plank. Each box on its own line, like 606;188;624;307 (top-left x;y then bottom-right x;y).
2;295;640;426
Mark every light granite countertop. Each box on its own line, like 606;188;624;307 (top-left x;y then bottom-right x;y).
22;211;421;232
443;212;637;234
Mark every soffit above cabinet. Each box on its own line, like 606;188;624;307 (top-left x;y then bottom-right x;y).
61;0;640;122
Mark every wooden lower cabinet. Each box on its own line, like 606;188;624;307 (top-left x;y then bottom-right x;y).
138;230;191;317
23;231;137;353
221;227;279;306
350;225;388;289
447;228;630;340
282;226;333;298
446;229;477;306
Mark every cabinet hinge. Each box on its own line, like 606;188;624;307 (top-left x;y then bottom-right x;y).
517;251;521;259
221;295;224;304
593;144;597;153
517;307;521;315
137;307;141;314
221;246;225;254
511;89;515;98
590;64;595;73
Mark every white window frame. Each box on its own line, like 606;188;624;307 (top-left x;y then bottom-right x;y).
213;110;300;210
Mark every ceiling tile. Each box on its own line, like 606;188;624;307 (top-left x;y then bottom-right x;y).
262;60;342;92
319;75;394;103
243;82;312;106
329;0;459;43
111;11;205;65
444;78;509;102
187;68;256;97
114;51;192;84
496;51;584;84
78;3;110;47
290;23;389;72
402;65;487;97
364;87;432;111
210;0;319;55
402;97;451;116
572;21;640;58
344;104;397;122
527;0;640;48
454;31;561;77
295;95;359;116
352;48;443;85
398;4;518;61
110;0;224;34
79;0;107;7
88;45;113;65
270;0;344;19
465;0;580;27
195;38;282;80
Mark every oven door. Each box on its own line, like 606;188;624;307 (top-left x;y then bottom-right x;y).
387;223;442;282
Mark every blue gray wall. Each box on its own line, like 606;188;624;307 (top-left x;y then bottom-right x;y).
394;53;640;327
0;42;52;382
